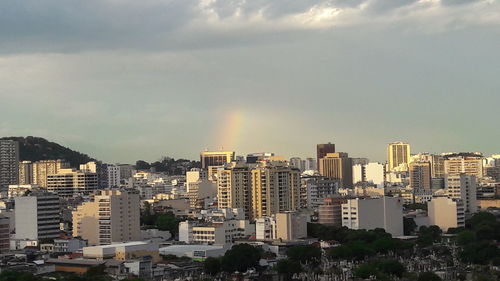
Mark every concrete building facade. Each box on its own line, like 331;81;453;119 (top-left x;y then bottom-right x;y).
73;189;140;245
428;197;465;231
0;140;19;188
47;168;98;197
341;196;404;236
15;192;60;240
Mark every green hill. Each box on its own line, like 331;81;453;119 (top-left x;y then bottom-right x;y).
0;136;95;167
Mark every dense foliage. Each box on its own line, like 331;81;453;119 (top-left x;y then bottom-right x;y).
203;244;262;275
286;245;322;267
455;212;500;265
308;224;412;260
141;202;180;236
135;157;200;175
1;136;95;167
354;259;405;280
221;244;262;273
0;265;133;281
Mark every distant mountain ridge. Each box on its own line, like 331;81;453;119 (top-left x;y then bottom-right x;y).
0;136;95;167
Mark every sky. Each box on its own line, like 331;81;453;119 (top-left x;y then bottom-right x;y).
1;0;500;164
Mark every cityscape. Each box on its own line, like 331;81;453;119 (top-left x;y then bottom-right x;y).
0;138;499;281
1;1;500;281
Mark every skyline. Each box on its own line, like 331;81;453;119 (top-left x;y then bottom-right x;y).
1;0;500;163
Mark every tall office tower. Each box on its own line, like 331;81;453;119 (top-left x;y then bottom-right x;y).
317;143;335;168
217;162;253;218
19;160;33;185
319;152;353;188
73;189;140;245
443;153;483;178
387;142;411;171
428;197;465;232
289;157;305;171
251;161;301;219
304;158;317;171
409;161;432;190
15;192;60;240
47;168;98;197
32;159;70;187
200;151;235;169
445;174;478;214
341;196;404;237
0;140;19;188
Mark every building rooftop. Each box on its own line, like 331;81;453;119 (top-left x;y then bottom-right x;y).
86;241;149;249
160;245;224;252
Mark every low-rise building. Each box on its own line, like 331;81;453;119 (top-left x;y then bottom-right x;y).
341;196;404;237
428;197;465;232
318;196;347;226
255;212;308;241
178;218;254;246
83;241;160;262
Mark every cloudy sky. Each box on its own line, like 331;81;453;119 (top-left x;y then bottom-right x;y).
1;0;499;163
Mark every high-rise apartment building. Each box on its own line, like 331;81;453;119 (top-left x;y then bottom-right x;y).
300;176;339;209
319;152;353;188
216;163;252;218
341;196;404;237
445;174;478;213
47;168;98;197
317;143;335;168
409;161;432;190
107;164;121;188
200;151;235;169
387;142;411;171
15;192;60;240
0;140;19;188
444;154;483;178
251;161;301;219
32;159;70;187
428;197;465;232
19;161;33;185
73;189;140;245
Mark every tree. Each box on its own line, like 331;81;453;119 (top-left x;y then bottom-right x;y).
286;245;321;267
155;211;179;235
376;259;405;278
135;160;150;170
403;217;417;235
203;257;221;276
417;272;442;281
276;259;302;281
456;230;476;246
221;244;261;273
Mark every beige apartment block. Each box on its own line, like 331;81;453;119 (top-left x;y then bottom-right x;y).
73;190;140;245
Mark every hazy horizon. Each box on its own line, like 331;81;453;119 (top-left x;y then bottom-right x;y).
1;0;499;163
